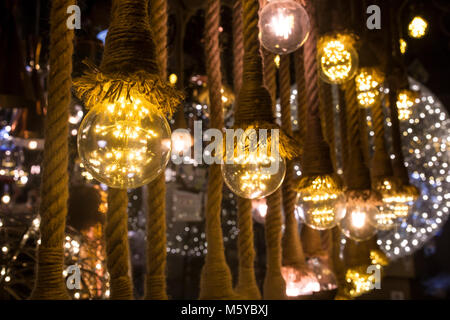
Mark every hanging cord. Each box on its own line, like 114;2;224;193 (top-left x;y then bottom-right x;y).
261;48;277;114
105;189;134;299
359;108;371;169
233;0;261;300
144;0;169;300
294;48;307;147
30;0;74;300
331;226;347;299
338;87;349;179
280;55;307;271
199;0;237;300
319;82;337;171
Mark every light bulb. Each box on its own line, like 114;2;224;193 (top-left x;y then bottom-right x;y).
338;202;378;241
372;179;399;230
382;192;415;220
355;67;384;108
171;130;193;156
317;33;359;84
281;266;320;297
78;94;172;188
258;0;310;55
222;132;286;199
345;266;377;297
396;89;418;121
251;198;268;224
222;154;286;199
399;38;407;55
296;175;345;230
408;16;428;39
1;194;10;204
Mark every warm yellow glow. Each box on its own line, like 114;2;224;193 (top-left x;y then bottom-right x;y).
351;210;366;229
346;267;376;297
78;93;172;188
171;131;193;155
296;176;343;230
282;266;320;297
355;68;384;107
397;89;418;121
318;33;358;84
274;54;281;68
270;12;295;40
1;194;10;204
399;38;407;54
169;73;178;85
408;16;428;39
370;250;389;267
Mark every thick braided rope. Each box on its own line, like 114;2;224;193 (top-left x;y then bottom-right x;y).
262;48;277;113
263;189;286;300
199;0;236;300
105;189;133;300
331;226;347;299
280;54;306;269
371;99;394;180
233;0;261;301
294;49;307;145
144;0;169;300
338;88;349;177
359;108;371;169
320;82;337;171
232;0;244;93
30;0;74;300
342;80;371;190
150;0;167;80
145;174;168;300
301;225;325;258
100;0;158;75
235;197;261;299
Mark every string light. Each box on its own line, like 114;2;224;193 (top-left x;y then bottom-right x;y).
397;89;418;121
355;67;384;107
399;38;407;55
295;175;344;230
408;16;428;39
77;93;172;188
258;0;310;55
222;131;286;199
317;33;359;84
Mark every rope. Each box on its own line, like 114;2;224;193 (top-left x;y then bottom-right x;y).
320;82;337;171
342;80;371;190
262;48;277;114
144;0;169;300
359;108;371;169
232;0;244;94
331;226;347;299
233;0;261;300
338;87;349;179
294;48;307;146
30;0;74;300
371;99;394;180
263;189;286;300
105;189;133;300
280;54;307;270
199;0;236;300
235;197;261;299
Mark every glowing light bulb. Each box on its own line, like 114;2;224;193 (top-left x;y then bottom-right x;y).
169;73;178;85
397;89;418;121
1;194;10;204
281;266;320;297
259;0;310;55
355;68;384;107
399;38;407;55
338;202;378;241
295;175;344;230
222;131;286;199
408;16;428;39
77;94;172;188
318;33;359;84
372;179;399;230
171;130;193;155
345;266;377;297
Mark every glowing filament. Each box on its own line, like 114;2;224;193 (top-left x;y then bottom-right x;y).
397;90;417;121
270;12;294;40
351;211;366;229
408;16;428;39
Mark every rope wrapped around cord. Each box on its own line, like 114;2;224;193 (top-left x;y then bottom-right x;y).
30;0;74;300
294;48;307;147
280;54;307;271
105;189;134;299
199;0;237;300
144;0;169;300
233;0;261;300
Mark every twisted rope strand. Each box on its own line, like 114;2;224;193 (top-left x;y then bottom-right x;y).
200;0;236;300
294;48;307;145
30;0;74;300
105;189;133;300
145;0;169;300
232;0;244;94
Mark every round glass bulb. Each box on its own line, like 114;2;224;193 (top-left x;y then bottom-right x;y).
396;89;418;121
258;0;310;55
355;67;384;108
338;202;378;241
318;34;359;84
222;154;286;200
171;129;193;156
78;96;172;188
296;176;345;230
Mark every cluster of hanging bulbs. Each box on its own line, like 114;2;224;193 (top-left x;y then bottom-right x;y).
355;68;384;108
397;89;419;121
